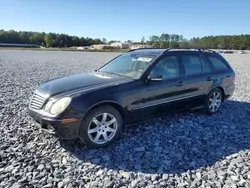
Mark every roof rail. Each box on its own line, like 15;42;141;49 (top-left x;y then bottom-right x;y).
128;48;217;53
207;49;217;53
163;48;170;53
128;48;141;52
128;48;161;52
197;48;217;53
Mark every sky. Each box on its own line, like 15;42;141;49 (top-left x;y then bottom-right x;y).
1;0;250;41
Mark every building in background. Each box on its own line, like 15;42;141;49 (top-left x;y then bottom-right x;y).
92;44;110;50
130;44;153;50
110;42;130;49
76;46;88;50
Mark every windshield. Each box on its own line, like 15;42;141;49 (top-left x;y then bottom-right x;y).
98;53;156;79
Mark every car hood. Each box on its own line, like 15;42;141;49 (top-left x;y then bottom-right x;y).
37;72;129;96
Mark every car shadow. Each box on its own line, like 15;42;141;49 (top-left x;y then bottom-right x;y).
59;100;250;174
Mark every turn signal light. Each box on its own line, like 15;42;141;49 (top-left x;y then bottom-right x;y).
61;118;78;124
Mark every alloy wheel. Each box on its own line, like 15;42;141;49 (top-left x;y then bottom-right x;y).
208;91;222;112
87;113;118;144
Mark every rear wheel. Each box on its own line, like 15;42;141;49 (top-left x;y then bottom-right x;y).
79;105;122;148
205;88;223;114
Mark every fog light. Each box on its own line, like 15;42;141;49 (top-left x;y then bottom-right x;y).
47;124;55;131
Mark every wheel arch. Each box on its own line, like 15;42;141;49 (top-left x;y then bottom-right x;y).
84;101;125;122
216;86;225;101
208;86;225;101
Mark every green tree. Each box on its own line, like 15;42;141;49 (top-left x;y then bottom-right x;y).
179;40;189;48
1;29;250;50
29;35;38;44
149;35;159;43
102;38;107;44
125;40;133;43
44;34;53;47
141;36;145;44
149;35;159;47
72;36;80;46
108;40;120;44
159;41;165;48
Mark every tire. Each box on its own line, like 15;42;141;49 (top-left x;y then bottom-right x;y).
79;105;122;149
204;88;223;114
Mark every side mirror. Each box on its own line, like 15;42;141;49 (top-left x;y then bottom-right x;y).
147;74;163;82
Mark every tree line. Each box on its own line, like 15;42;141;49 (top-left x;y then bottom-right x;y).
0;30;105;47
143;34;250;50
1;29;250;50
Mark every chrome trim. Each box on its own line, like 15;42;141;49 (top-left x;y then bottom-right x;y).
29;90;49;110
133;94;204;110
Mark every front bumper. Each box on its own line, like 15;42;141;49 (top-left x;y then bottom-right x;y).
28;108;80;139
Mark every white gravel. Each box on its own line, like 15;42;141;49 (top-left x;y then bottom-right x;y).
0;50;250;188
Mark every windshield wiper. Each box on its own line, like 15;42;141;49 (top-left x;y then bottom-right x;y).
98;70;125;77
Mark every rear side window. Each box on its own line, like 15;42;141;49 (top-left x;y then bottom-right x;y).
208;56;229;70
181;55;202;75
200;56;212;73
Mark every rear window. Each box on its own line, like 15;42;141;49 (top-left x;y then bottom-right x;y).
181;55;202;75
208;56;229;70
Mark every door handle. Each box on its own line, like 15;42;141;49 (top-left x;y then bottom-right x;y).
176;81;184;87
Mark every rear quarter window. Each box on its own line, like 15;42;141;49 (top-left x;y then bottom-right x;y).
208;56;229;70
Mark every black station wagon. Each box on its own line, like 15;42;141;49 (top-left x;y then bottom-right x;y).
28;49;236;148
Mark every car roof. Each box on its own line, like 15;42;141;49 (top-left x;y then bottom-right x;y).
128;48;218;56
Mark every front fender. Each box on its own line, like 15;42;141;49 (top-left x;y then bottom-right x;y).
71;90;123;113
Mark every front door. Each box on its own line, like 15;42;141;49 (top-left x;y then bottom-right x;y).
135;54;186;118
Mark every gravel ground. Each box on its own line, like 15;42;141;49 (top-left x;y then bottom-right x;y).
0;50;250;188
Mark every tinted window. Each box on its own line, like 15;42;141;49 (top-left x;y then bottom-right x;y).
182;55;202;75
150;55;180;79
208;56;229;70
200;56;212;73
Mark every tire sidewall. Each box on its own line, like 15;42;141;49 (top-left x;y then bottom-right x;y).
205;88;223;114
79;105;122;149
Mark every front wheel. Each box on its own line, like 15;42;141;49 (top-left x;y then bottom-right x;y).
79;105;122;149
205;88;223;114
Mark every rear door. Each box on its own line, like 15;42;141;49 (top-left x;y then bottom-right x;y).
206;54;235;96
181;53;214;100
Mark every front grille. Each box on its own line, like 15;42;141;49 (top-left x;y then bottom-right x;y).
30;92;47;110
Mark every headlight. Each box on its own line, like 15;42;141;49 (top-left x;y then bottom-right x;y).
44;100;53;112
49;97;72;115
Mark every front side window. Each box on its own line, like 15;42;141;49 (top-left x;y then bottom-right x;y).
98;53;155;79
150;55;180;79
181;55;202;75
208;56;229;70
